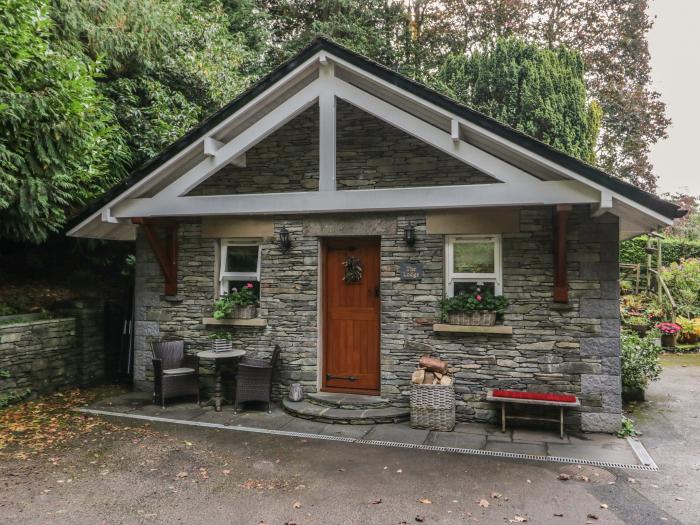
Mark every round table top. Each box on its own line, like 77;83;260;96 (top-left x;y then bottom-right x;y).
197;349;246;360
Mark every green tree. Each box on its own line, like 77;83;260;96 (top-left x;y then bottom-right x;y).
0;0;127;243
52;0;258;165
435;38;602;163
258;0;408;68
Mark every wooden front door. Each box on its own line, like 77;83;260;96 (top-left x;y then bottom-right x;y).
322;237;381;395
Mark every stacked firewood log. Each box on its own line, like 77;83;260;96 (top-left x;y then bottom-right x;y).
410;355;453;386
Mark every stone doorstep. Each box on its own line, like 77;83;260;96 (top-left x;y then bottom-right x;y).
282;398;409;424
306;391;394;409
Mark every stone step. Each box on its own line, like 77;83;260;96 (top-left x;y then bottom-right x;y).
283;398;409;425
306;392;394;409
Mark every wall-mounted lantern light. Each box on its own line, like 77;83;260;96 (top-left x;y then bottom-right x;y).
279;226;292;253
404;223;416;247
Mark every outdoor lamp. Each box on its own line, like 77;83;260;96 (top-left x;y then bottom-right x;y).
279;226;292;253
404;223;416;247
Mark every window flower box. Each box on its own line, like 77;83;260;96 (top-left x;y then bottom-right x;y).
232;304;257;320
440;285;508;327
447;310;496;326
212;282;258;320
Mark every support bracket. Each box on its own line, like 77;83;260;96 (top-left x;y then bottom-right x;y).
133;218;178;295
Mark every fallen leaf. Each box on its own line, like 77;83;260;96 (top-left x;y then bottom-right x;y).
675;496;685;501
292;501;302;509
396;469;403;473
510;517;527;523
600;504;608;509
184;441;193;447
587;514;599;520
557;473;570;481
491;492;502;499
478;499;490;508
223;470;231;475
369;498;382;505
176;472;188;479
418;497;432;505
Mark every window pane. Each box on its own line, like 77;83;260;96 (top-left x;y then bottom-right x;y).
453;241;495;274
225;245;259;273
453;281;495;296
226;280;260;299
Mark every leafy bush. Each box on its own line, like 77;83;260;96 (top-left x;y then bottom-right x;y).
440;287;509;318
620;236;700;266
660;259;700;318
623;315;648;327
617;415;639;438
621;330;662;391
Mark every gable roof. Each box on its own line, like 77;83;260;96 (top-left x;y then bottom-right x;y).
66;36;683;235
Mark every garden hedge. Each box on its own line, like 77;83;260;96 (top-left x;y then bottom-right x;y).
620;236;700;266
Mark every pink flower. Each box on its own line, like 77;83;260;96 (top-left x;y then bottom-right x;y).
246;282;254;289
476;295;482;302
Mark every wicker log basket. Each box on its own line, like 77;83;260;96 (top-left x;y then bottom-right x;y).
409;354;456;431
410;384;456;431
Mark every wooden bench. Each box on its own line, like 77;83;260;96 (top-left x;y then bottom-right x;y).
486;389;580;439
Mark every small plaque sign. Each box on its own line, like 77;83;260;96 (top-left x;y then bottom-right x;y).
400;262;424;281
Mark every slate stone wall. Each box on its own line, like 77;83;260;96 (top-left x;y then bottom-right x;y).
133;206;620;432
0;301;105;398
185;101;495;196
335;100;496;189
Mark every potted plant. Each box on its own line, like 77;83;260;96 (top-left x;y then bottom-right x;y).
677;317;700;345
440;287;508;326
208;331;233;352
213;283;258;320
657;322;681;348
624;315;649;337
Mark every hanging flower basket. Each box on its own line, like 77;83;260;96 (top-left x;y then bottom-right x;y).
447;311;497;326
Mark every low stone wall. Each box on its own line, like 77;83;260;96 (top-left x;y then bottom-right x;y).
0;300;105;400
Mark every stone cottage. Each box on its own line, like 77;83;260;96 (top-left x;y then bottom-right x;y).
67;38;683;433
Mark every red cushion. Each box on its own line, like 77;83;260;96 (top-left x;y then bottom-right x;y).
492;389;577;403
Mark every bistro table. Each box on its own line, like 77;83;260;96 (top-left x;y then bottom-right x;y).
196;349;246;412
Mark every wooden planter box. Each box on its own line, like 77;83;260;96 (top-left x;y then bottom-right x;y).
211;339;233;353
447;311;496;326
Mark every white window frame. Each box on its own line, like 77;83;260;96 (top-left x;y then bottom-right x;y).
219;240;261;295
445;234;502;296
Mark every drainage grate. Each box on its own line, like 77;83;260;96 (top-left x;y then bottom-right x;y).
76;408;658;472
